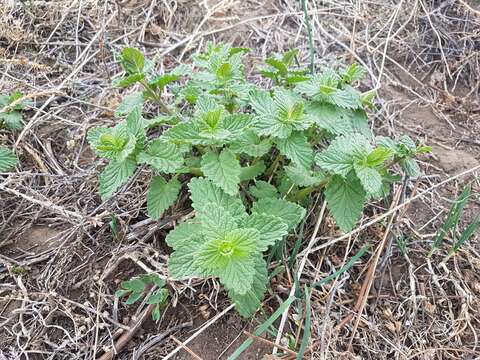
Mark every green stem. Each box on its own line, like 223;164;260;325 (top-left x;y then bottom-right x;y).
301;0;315;74
266;153;283;179
139;80;171;114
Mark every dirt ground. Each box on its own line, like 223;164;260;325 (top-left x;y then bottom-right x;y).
1;0;479;359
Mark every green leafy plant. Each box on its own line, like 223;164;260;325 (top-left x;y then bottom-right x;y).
89;43;428;317
0;91;28;131
115;273;168;321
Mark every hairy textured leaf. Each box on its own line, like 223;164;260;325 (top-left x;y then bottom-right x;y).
98;157;137;200
228;256;268;317
195;228;258;295
306;102;353;135
252;197;305;231
201;148;241;195
137;140;184;173
0;147;17;171
249;181;279;199
354;164;383;195
0;111;23;130
284;165;325;187
115;92;144;117
147;176;181;219
325;174;366;232
168;235;205;278
275;131;313;169
242;213;288;250
188;177;246;219
316;134;372;177
229;130;271;157
196;203;238;241
239;161;266;182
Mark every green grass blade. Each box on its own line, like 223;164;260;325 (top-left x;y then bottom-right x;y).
452;216;480;253
228;296;296;360
429;185;471;257
312;244;370;288
296;286;311;359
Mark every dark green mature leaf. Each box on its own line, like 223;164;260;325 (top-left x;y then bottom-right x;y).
115;92;144;117
120;48;145;74
98;157;137;200
316;134;372;177
325;174;366;232
188;177;246;220
239;161;266;182
252;197;305;231
249;181;279;199
242;213;288;250
230;130;272;157
275;131;313;169
0;111;23;130
201;148;241;195
0;147;17;171
228;256;268;317
147;176;181;219
137;140;184;173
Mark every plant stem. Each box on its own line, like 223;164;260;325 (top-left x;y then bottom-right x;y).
301;0;315;74
139;80;172;114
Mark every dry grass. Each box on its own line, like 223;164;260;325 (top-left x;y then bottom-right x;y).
0;0;479;359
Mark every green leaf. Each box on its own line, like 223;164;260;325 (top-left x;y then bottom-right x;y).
284;164;325;187
120;48;145;74
242;213;288;251
250;89;311;139
252;197;305;231
239;161;266;182
196;203;239;241
93;127;136;161
229;130;271;157
316;134;372;177
201;148;241;195
366;147;392;168
275;131;313;169
125;107;146;149
115;92;144;117
147;176;181;219
168;233;205;278
188;177;246;220
98;157;137;200
400;158;421;177
325;174;366;232
114;73;145;88
249;181;279;199
0;111;23;130
121;278;145;292
166;222;203;250
306;102;353;135
353;164;383;195
195;228;258;295
147;289;168;305
228;256;268;317
341;63;365;84
137;140;184;173
149;74;180;90
328;87;361;109
126;291;143;305
0;147;17;171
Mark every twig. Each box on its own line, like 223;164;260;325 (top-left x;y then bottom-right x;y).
97;303;155;360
